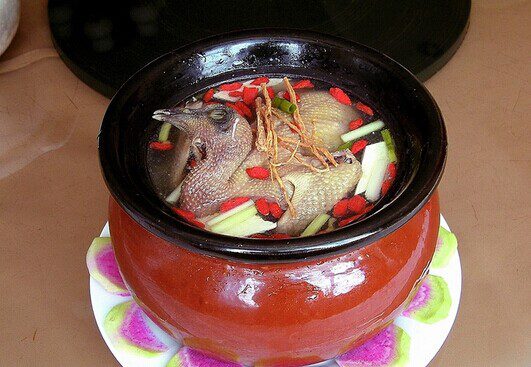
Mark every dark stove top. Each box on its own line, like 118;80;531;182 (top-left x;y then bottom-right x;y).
49;0;470;98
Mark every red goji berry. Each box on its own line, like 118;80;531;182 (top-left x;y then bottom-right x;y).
269;202;284;219
235;101;253;118
283;91;301;102
293;79;314;89
350;139;368;155
338;213;364;227
203;88;215;102
255;198;270;216
226;102;249;118
149;141;174;151
188;219;206;228
188;159;197;168
355;102;374;116
251;76;269;85
271;233;291;239
243;86;259;105
266;87;275;99
219;82;242;91
349;118;363;130
363;204;375;214
332;199;349;218
250;233;271;239
329;87;352;105
229;90;243;97
220;197;250;213
171;207;196;221
347;195;367;214
387;163;397;180
246;166;270;180
381;179;392;196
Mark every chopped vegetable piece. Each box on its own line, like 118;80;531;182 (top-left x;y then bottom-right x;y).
355;142;388;195
329;87;352;105
243;87;259;105
213;91;240;102
272;97;297;114
209;205;258;234
165;182;183;204
301;213;331;236
335;140;354;152
348;195;367;214
349;118;363;131
350;139;368;155
207;199;254;226
221;215;277;237
220;197;251;213
255;198;270;216
381;129;397;162
149;141;174;151
251;76;269;85
293;79;314;89
203;88;215;102
219;82;242;91
269;202;284;219
340;120;385;143
246;166;270;179
355;102;374;116
158;122;172;142
333;199;349;218
365;155;391;202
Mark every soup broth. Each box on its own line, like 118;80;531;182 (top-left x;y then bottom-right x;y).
148;77;397;238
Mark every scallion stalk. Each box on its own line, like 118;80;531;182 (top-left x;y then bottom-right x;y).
209;205;258;233
272;97;297;114
381;129;397;162
301;213;331;237
340;120;385;143
158;122;172;142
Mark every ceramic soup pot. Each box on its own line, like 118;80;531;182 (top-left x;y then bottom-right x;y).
99;30;447;366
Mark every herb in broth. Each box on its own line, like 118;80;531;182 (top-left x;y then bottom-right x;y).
147;77;397;238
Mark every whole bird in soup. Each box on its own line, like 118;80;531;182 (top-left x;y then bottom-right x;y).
148;77;398;238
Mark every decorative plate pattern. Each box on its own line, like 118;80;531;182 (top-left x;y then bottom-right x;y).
89;215;460;367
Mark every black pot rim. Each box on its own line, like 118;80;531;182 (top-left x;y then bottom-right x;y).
99;29;447;263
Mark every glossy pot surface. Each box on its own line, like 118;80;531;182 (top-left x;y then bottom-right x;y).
109;194;439;366
99;30;447;366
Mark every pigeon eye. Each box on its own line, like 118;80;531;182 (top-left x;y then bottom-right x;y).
209;109;226;120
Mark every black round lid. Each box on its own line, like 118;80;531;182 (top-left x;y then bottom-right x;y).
49;0;470;98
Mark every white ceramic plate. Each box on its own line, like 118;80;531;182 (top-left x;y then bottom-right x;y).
90;215;461;367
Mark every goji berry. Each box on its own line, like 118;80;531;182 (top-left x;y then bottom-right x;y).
350;139;368;155
347;195;367;214
381;180;391;196
255;198;270;216
349;118;363;130
246;166;270;180
329;87;352;105
243;86;259;105
266;87;275;99
234;101;252;118
388;163;397;180
269;202;284;219
332;199;349;218
293;79;314;89
219;197;250;213
219;82;242;91
338;213;364;227
149;141;174;151
283;91;300;102
229;90;243;97
271;233;290;239
171;207;196;221
251;77;269;85
355;102;374;116
203;88;215;102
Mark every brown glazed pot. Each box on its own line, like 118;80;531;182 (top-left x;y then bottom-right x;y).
99;30;447;366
